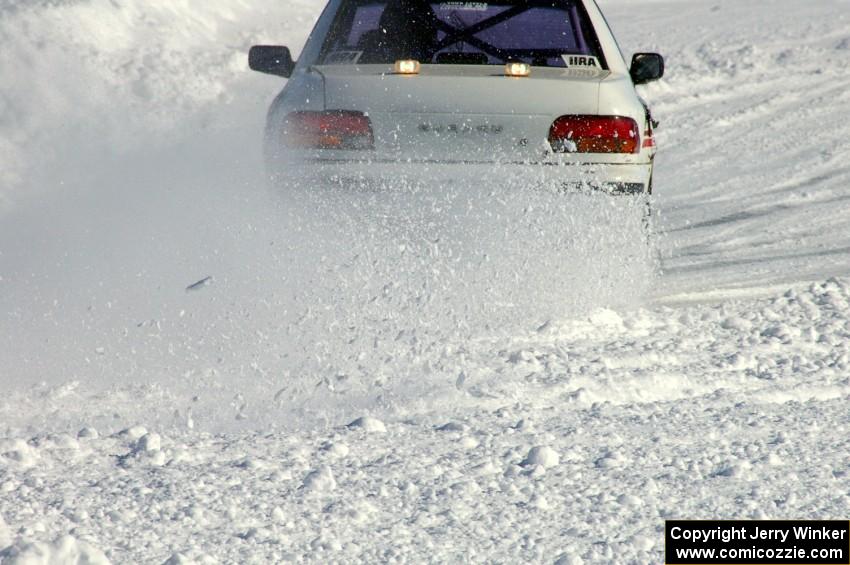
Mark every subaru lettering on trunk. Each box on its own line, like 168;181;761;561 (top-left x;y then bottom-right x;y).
418;123;504;134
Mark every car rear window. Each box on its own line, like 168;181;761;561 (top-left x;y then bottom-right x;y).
320;0;604;68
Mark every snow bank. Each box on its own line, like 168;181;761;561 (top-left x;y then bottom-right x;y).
1;341;847;562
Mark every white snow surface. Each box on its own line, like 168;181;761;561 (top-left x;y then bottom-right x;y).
2;0;850;562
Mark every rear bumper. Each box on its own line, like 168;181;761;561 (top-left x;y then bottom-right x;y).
269;157;653;195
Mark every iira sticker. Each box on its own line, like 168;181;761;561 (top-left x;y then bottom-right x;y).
562;55;600;68
439;2;488;11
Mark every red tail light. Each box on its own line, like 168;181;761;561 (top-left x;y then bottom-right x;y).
284;110;374;150
548;115;640;154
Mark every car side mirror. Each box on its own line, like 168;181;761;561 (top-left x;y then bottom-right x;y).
630;53;664;85
249;45;296;78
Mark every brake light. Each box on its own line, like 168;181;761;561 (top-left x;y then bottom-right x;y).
548;115;640;154
394;59;421;75
505;62;531;77
284;110;374;150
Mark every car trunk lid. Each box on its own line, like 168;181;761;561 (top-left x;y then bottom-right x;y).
312;64;610;162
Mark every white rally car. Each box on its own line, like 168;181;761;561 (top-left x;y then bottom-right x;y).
249;0;664;194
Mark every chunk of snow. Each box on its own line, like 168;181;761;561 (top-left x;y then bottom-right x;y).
514;418;534;431
595;449;627;470
271;507;286;524
528;493;550;509
119;433;167;468
118;426;148;440
588;309;624;328
617;494;641;507
713;460;754;479
629;534;655;552
321;442;350;458
302;466;336;493
720;316;752;331
77;427;99;439
521;446;560;468
135;432;161;453
347;416;386;433
459;436;479;449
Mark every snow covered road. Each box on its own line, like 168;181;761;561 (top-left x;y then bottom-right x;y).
2;0;850;563
639;0;850;299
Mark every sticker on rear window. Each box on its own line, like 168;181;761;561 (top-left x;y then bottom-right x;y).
324;50;362;64
438;2;488;11
562;55;600;68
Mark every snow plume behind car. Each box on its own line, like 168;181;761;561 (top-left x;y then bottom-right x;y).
0;0;656;434
0;0;317;209
257;175;655;427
